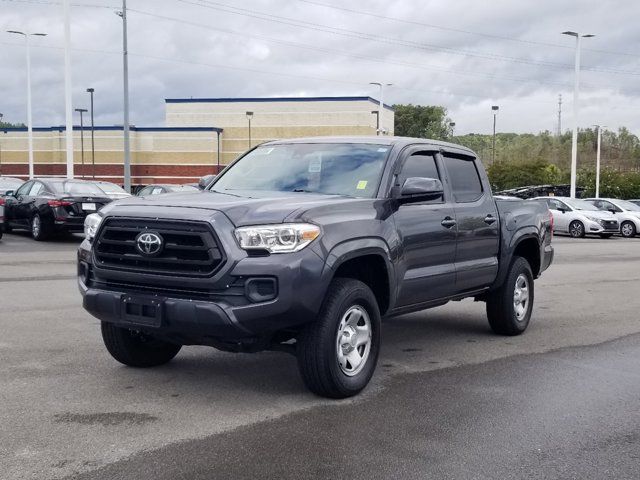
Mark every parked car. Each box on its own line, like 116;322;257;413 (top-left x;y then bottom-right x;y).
529;196;618;238
584;198;640;238
628;199;640;207
3;178;113;240
136;184;199;196
78;136;553;398
96;181;131;201
0;176;25;196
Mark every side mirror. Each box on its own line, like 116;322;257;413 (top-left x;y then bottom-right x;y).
399;177;444;202
198;174;216;190
609;209;617;214
5;190;14;197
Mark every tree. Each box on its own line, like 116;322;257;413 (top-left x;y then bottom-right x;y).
0;120;26;129
393;104;452;140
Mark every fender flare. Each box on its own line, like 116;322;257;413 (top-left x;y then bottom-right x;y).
321;237;397;314
493;228;542;288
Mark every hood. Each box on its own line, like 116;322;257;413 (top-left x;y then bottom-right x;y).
107;189;363;226
578;210;617;221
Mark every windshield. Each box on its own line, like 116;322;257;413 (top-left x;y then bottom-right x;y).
564;198;600;211
616;199;640;212
98;182;126;194
211;143;390;198
50;181;106;196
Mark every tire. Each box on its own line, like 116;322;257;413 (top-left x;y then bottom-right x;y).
569;220;585;238
620;221;637;238
486;256;534;336
296;278;381;399
101;322;182;367
599;233;613;239
3;222;11;233
31;213;49;241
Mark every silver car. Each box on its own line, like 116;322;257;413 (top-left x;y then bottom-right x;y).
585;198;640;238
529;196;618;238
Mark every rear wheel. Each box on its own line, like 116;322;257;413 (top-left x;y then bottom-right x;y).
101;322;182;367
297;278;380;398
31;213;50;241
486;256;534;336
569;220;585;238
621;221;636;238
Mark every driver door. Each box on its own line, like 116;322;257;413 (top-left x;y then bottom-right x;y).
8;181;34;228
548;198;571;233
391;149;457;306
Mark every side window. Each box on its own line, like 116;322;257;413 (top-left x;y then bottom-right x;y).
138;187;151;196
152;187;164;195
398;153;440;185
444;156;483;203
29;182;44;196
16;181;33;196
602;201;621;213
548;199;562;210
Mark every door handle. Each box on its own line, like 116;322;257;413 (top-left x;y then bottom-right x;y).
484;214;497;225
441;216;457;228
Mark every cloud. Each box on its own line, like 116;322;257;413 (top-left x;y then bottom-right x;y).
1;0;638;135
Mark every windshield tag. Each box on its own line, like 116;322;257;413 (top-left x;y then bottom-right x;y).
308;157;322;173
377;148;388;152
356;180;368;190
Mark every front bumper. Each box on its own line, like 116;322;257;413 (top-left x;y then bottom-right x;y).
77;211;329;348
585;219;618;233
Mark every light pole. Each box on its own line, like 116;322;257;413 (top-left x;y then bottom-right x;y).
370;82;392;135
593;125;607;198
63;0;74;179
86;88;96;179
449;121;456;137
75;108;88;177
7;30;47;180
492;106;499;163
116;1;131;192
563;31;595;198
246;111;253;148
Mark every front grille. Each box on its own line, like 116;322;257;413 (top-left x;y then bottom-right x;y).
94;218;224;277
602;220;619;230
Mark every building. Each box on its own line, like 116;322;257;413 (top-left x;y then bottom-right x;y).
0;96;394;185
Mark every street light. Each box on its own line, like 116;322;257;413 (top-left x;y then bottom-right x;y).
491;106;499;163
593;125;607;198
75;108;88;178
116;1;131;192
370;82;392;135
7;30;47;180
246;111;253;148
562;31;595;198
86;88;96;179
449;121;456;137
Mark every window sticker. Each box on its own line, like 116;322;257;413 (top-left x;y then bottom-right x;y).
308;157;322;173
254;147;274;155
377;148;388;153
356;180;368;190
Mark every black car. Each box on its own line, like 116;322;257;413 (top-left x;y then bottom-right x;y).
3;178;112;240
136;184;199;196
0;176;25;195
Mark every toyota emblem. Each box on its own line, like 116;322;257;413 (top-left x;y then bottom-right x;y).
135;231;163;256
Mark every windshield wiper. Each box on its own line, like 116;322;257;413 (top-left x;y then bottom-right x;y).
292;188;313;193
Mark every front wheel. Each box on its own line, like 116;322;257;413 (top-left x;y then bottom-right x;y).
486;256;534;336
569;220;585;238
297;278;381;399
101;322;182;367
621;221;637;238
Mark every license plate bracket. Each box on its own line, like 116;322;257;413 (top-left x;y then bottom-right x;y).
82;203;96;211
121;295;163;327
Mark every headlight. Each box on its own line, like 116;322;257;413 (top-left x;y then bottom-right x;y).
585;216;602;224
84;213;103;241
234;223;321;253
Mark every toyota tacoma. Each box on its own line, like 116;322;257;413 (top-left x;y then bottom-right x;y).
78;137;554;398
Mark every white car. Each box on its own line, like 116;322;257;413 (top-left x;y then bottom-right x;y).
585;198;640;238
529;196;619;238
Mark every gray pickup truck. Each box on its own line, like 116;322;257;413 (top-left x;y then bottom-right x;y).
78;137;553;398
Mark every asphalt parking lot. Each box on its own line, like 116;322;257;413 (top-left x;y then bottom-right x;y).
1;232;640;479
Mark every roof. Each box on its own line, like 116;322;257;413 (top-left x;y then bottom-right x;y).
1;126;223;133
260;135;476;155
164;96;395;111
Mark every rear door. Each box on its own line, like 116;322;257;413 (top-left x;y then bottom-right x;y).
391;147;458;306
441;153;499;292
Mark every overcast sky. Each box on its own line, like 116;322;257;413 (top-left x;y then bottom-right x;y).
1;0;639;135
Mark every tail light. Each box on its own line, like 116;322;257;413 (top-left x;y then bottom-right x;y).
48;200;73;208
0;197;5;206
